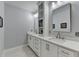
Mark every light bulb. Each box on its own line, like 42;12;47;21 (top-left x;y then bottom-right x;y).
34;13;38;18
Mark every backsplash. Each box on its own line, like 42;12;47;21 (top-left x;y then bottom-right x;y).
60;32;79;41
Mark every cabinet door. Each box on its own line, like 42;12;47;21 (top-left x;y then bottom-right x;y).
40;40;47;57
28;35;31;47
40;40;58;57
33;38;41;56
58;47;78;57
30;36;34;49
28;35;33;49
46;42;58;57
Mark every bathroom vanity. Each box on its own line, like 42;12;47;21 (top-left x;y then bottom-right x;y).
27;2;79;57
27;32;79;57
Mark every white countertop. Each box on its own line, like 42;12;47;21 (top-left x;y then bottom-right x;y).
27;32;79;52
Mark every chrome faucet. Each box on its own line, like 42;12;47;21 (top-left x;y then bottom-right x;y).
56;32;64;39
56;32;61;39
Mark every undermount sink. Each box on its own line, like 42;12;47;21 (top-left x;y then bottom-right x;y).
37;34;66;43
45;36;56;39
37;34;44;37
48;38;66;43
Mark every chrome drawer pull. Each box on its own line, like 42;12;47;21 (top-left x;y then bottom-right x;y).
46;44;50;51
62;50;70;55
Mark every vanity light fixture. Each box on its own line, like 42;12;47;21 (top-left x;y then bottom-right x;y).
52;1;57;8
34;13;38;18
57;1;63;5
52;1;64;9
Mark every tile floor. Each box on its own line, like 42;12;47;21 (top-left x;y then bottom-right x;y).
3;45;37;57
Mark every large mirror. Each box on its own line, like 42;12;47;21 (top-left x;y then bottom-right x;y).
52;2;71;32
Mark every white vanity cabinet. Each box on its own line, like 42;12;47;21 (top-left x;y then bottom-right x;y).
40;40;58;57
58;47;78;57
28;33;79;57
33;37;41;56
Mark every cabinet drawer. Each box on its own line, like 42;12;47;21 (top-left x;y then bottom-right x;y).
58;47;77;57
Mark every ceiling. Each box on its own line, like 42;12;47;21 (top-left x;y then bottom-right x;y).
5;1;38;13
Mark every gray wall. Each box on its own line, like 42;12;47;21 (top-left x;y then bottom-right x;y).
0;1;4;56
49;1;79;41
4;3;34;49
